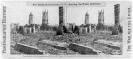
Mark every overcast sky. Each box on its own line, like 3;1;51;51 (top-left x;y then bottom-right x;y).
4;1;131;26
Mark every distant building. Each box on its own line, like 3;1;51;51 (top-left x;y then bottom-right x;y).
111;4;123;35
114;4;120;25
29;13;33;25
79;11;93;34
56;6;67;35
59;7;66;26
10;23;19;33
79;27;88;34
23;12;38;34
79;12;92;34
23;26;31;34
98;10;104;25
96;10;105;30
66;23;75;32
85;12;89;25
80;24;92;34
40;10;49;31
24;24;36;34
42;10;48;25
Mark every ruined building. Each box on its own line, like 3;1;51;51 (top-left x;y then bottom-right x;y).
40;10;49;30
59;7;67;26
114;4;120;25
112;4;123;35
23;12;36;34
42;10;48;25
29;13;33;25
56;7;69;35
98;10;104;24
85;12;89;25
79;12;91;34
96;10;104;30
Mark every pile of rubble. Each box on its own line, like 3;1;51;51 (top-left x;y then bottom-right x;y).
11;32;79;55
11;33;29;45
50;32;122;55
37;42;79;55
11;33;29;54
11;30;122;55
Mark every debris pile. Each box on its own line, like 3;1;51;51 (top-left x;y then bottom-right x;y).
11;31;122;55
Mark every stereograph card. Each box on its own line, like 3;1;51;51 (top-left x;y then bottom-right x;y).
0;0;132;58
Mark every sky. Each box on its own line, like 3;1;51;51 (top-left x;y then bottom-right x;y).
4;1;131;26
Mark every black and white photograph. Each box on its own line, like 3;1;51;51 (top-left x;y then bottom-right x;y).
1;0;132;58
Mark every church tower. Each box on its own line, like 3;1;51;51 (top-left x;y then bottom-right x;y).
29;12;33;25
40;10;49;30
85;12;89;25
97;10;104;30
98;10;104;25
42;10;48;25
